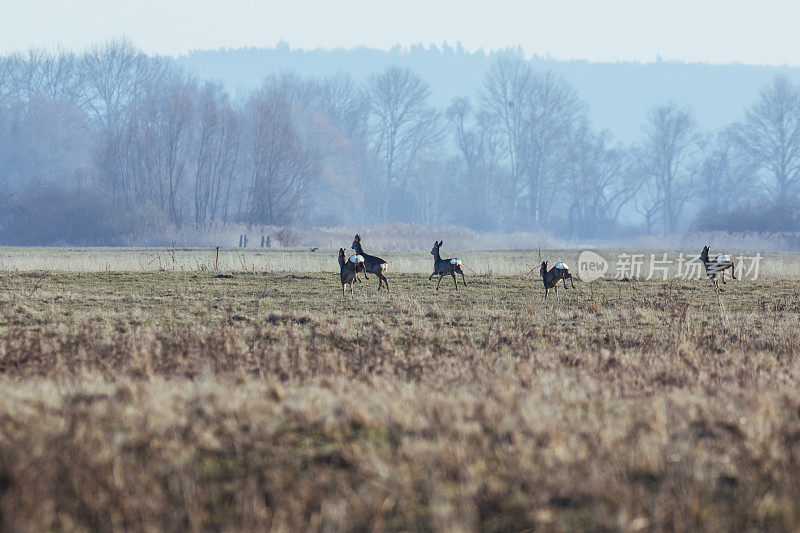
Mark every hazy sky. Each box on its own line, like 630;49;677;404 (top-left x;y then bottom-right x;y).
3;0;800;65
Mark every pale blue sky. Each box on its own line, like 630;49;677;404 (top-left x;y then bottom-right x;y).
2;0;800;65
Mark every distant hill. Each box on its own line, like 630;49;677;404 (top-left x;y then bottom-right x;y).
178;43;800;143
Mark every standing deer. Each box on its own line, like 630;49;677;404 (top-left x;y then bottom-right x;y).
338;248;365;297
429;241;467;291
700;245;736;289
351;234;389;292
540;260;575;300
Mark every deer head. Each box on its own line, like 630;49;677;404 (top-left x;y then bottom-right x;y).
431;241;442;256
540;261;548;277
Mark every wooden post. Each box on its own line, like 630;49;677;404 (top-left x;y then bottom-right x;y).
238;235;243;247
266;236;271;248
261;235;265;247
244;235;248;248
215;246;219;271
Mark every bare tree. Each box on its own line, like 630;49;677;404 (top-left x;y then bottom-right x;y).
563;121;638;237
447;97;507;229
193;82;240;227
522;71;585;226
480;53;532;219
696;129;757;213
367;66;441;221
243;82;319;225
733;76;800;209
0;57;12;102
638;103;698;233
84;40;178;208
112;73;196;225
316;72;370;144
481;55;585;227
301;74;374;225
81;39;173;128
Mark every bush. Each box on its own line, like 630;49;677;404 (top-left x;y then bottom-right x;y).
0;183;157;246
695;204;800;233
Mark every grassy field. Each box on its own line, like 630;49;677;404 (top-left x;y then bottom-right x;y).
2;250;800;530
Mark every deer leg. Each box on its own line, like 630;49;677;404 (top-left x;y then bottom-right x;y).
460;272;467;286
731;265;737;280
436;275;443;291
379;273;389;292
721;271;726;284
569;274;575;288
342;284;345;298
563;276;568;289
452;272;458;291
429;272;435;281
555;285;559;301
543;287;548;300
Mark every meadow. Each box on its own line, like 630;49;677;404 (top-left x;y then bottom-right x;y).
1;247;800;530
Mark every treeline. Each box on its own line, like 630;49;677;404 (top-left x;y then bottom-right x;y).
1;39;799;245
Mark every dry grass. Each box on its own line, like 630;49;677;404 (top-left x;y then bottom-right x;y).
2;246;799;279
1;256;800;530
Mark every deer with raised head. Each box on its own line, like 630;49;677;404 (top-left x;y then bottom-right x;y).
540;260;575;300
351;234;389;292
429;241;467;291
700;245;736;289
338;248;365;297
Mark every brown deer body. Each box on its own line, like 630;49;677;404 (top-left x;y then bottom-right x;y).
700;245;736;289
540;261;575;300
429;241;467;291
338;248;365;297
352;234;389;292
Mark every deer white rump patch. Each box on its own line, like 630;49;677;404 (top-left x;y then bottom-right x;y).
450;258;462;266
555;262;569;270
714;255;731;262
380;263;388;270
349;255;364;264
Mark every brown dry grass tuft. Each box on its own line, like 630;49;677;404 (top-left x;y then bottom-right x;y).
1;268;800;530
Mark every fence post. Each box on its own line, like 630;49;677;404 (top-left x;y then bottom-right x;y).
238;235;243;247
244;235;248;248
215;246;219;271
266;236;271;248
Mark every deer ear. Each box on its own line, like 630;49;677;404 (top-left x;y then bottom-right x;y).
439;241;443;246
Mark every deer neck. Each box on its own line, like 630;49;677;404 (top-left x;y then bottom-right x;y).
353;242;364;254
433;249;442;263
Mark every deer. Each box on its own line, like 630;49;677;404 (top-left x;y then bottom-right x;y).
429;241;467;291
338;248;365;297
700;245;736;289
540;260;575;300
351;234;390;292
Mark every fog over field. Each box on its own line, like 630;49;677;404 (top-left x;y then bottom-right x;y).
2;39;800;247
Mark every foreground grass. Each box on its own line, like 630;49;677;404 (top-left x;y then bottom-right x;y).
2;270;800;530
